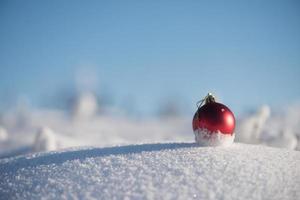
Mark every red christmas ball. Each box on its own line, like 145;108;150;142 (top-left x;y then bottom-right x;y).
192;93;235;146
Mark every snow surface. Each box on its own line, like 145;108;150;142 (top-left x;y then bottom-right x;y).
194;128;235;147
0;143;299;200
0;92;299;158
0;103;299;158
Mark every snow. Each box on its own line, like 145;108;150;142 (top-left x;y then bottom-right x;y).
72;92;98;119
0;143;299;199
0;127;8;141
0;102;299;159
235;104;300;150
235;105;270;143
0;100;299;199
194;128;235;147
0;103;299;157
33;127;58;152
266;130;298;150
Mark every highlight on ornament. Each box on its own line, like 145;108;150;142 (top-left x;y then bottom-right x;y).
192;93;235;147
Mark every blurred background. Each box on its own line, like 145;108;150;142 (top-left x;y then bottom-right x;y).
0;0;299;155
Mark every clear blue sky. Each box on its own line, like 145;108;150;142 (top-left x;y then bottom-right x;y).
0;0;299;115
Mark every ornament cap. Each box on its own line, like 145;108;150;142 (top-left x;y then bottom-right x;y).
205;93;216;104
197;93;216;108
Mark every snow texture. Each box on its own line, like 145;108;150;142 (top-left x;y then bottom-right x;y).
194;128;234;147
0;143;299;200
0;98;299;158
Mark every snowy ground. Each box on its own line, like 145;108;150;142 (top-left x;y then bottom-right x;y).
0;97;299;157
1;143;299;199
0;95;300;199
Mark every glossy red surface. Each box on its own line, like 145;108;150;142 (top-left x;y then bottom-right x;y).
193;102;235;135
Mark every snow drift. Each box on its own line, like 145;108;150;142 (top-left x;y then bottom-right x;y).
0;143;299;199
0;99;299;157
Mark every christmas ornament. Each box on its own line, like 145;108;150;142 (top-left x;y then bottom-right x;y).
192;93;235;146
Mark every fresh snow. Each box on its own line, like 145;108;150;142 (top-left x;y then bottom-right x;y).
0;103;299;158
0;94;299;199
0;143;299;200
194;128;235;147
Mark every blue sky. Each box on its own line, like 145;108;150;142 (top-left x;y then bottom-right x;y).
0;0;300;115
